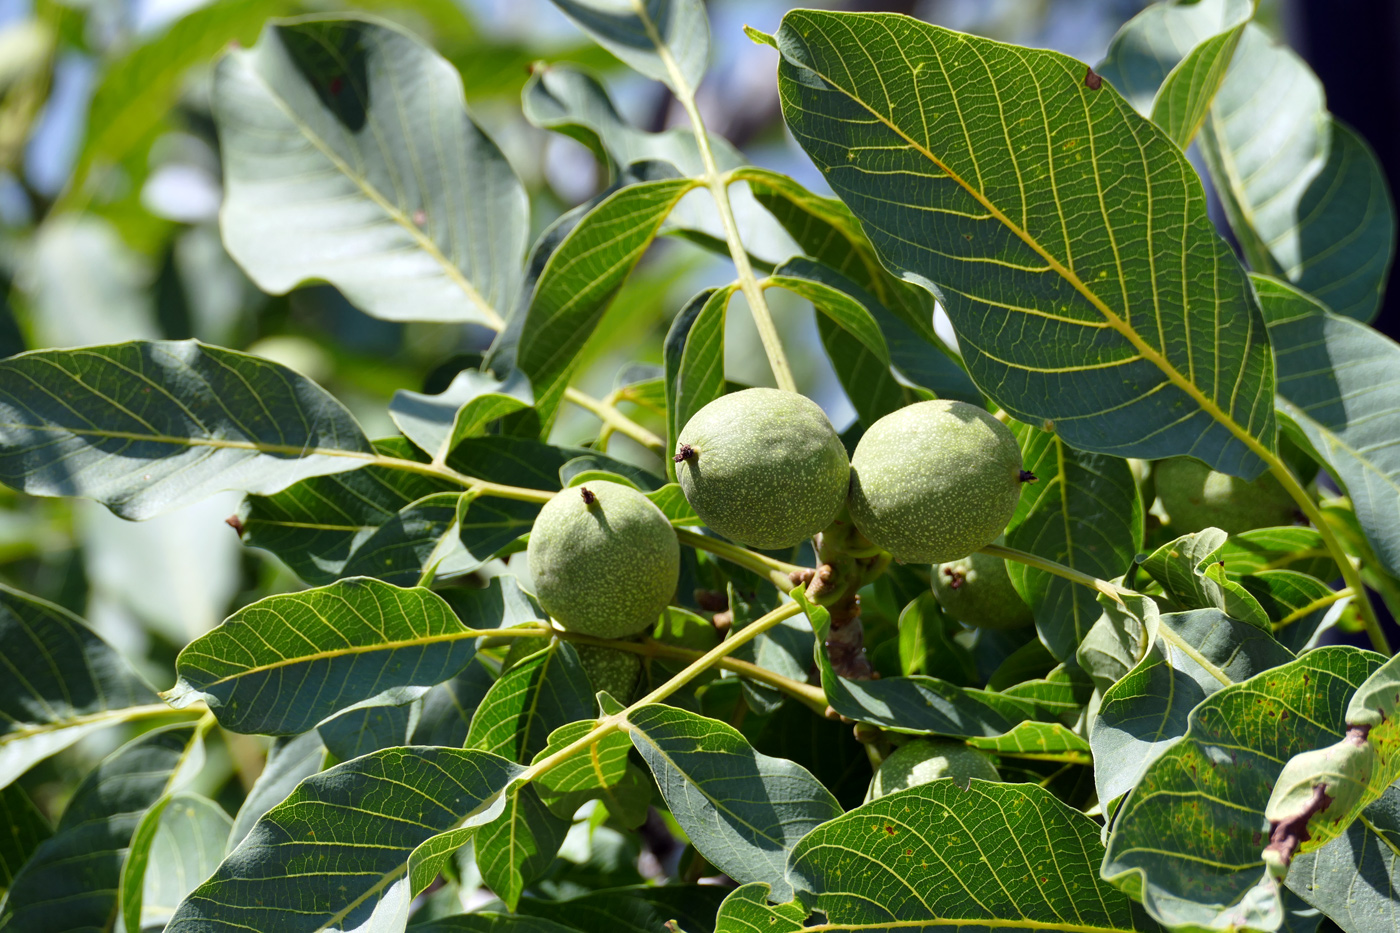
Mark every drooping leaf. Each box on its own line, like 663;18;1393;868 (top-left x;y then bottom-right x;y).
390;370;535;462
1201;27;1395;322
965;720;1091;762
120;793;232;933
168;578;487;735
0;583;162;789
0;783;50;892
0;340;373;520
467;641;594;764
0;724;198;932
625;702;842;902
475;782;571;910
1138;528;1271;628
1103;645;1383;930
240;436;457;585
1092;608;1293;807
227;730;325;850
513;173;699;426
773;781;1155;933
215;17;527;326
1259;276;1400;580
774;10;1277;478
167;748;521;933
1287;782;1400;933
544;0;709;97
516;885;729;933
1006;422;1143;659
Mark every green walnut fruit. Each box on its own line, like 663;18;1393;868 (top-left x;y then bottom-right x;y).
866;739;1000;801
932;549;1033;630
675;388;849;549
848;400;1028;564
575;644;642;702
528;480;679;639
1155;457;1297;536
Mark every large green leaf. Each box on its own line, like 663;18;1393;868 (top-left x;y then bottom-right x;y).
624;702;841;902
240;437;456;585
63;0;287;212
214;17;526;326
1092;608;1292;807
168;578;490;735
467;641;594;764
1241;570;1345;653
529;719;633;817
120;793;232;933
669;285;738;457
227;730;325;850
338;491;471;585
773;10;1276;478
1259;276;1400;581
1201;27;1394;322
512;174;698;425
1288;782;1400;933
748;780;1154;933
1095;0;1247;113
390;370;534;463
0;783;50;892
1148;14;1249;149
1006;422;1142;659
545;0;709;96
167;747;521;933
0;340;373;520
1138;528;1271;628
0;583;163;789
1103;646;1383;930
0;724;199;932
317;700;415;762
475;783;570;910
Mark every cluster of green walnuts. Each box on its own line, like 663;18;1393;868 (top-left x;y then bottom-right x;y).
525;388;1302;788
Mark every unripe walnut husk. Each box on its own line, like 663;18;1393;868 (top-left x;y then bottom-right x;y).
865;738;1000;800
575;644;642;702
932;548;1033;630
1155;457;1297;536
675;387;849;550
847;400;1027;564
527;480;679;639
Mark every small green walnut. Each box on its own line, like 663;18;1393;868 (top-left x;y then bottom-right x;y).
847;400;1029;564
932;549;1033;630
675;388;849;549
527;480;679;639
575;644;642;702
1155;457;1298;536
866;738;1000;801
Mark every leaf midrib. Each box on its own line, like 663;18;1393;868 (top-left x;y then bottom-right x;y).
787;15;1271;462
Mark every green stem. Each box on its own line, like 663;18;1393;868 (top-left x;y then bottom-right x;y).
563;387;666;455
1267;461;1390;654
633;3;796;392
675;527;805;589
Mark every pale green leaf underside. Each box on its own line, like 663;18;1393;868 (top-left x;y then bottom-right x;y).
1096;0;1251;114
545;0;709;96
215;17;527;326
0;340;373;520
776;10;1276;477
1149;21;1247;149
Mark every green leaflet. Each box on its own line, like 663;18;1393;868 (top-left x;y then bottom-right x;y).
338;491;470;586
1259;276;1400;582
215;17;527;326
467;641;594;764
772;781;1155;933
0;784;50;892
965;720;1090;763
1091;608;1292;807
1006;422;1143;659
167;747;522;933
0;340;373;520
1201;28;1394;322
544;0;709;97
1103;645;1384;930
773;10;1276;478
169;578;488;735
530;719;633;817
625;702;842;902
0;583;163;789
1216;526;1339;581
317;700;415;762
227;730;326;850
1242;570;1347;653
1148;16;1249;149
664;286;735;476
475;783;570;910
0;724;200;932
120;793;232;933
1139;528;1272;628
1096;0;1250;113
389;369;535;462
